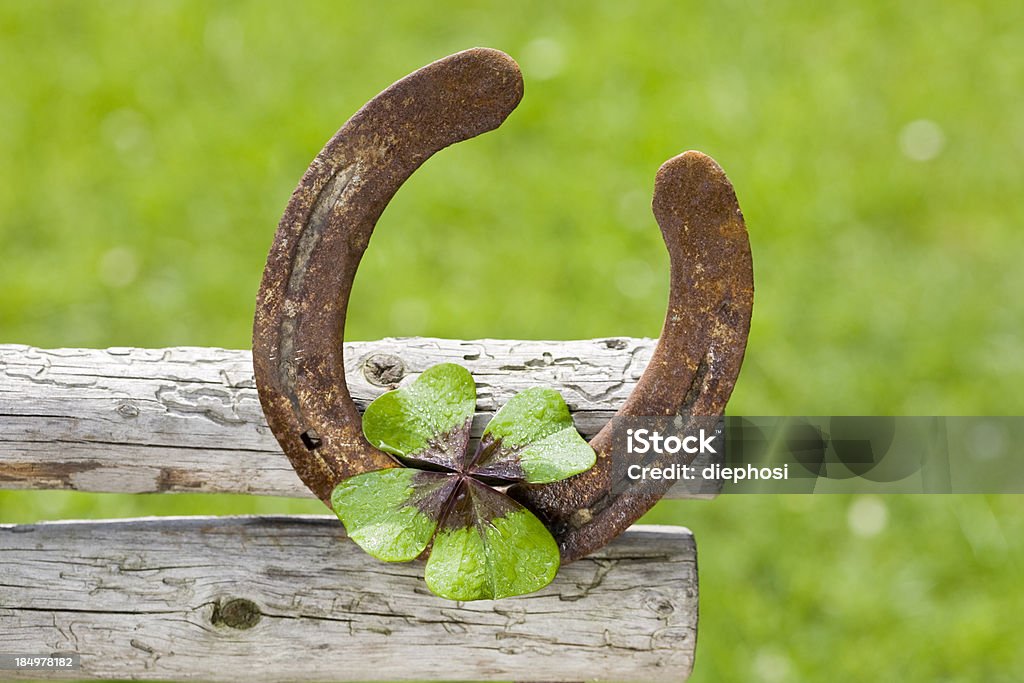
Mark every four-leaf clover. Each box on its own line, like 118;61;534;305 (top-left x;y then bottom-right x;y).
331;363;595;601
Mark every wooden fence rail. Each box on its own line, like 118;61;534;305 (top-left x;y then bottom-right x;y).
0;340;718;498
0;516;697;681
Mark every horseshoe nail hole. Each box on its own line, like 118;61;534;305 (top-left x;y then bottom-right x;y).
569;508;593;529
211;598;262;630
300;429;322;450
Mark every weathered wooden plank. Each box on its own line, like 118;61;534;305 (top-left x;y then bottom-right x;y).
0;516;697;681
0;342;718;498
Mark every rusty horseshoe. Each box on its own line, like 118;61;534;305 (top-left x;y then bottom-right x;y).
252;48;753;563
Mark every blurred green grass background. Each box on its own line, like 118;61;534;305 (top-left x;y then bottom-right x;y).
1;1;1022;680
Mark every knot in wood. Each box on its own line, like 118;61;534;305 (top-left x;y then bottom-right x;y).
362;353;405;387
212;598;261;630
116;401;139;418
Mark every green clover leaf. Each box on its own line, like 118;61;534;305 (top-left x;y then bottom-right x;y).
331;363;595;601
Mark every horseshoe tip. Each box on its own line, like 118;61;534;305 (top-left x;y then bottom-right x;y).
448;47;523;86
463;46;520;69
655;150;726;183
652;150;737;217
437;47;524;121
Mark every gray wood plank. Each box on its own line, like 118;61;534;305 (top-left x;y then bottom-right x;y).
0;342;718;499
0;516;697;681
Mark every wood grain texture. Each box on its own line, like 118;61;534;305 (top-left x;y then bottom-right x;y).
0;516;697;682
0;342;719;499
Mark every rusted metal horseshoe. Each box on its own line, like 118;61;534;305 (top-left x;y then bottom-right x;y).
253;47;753;563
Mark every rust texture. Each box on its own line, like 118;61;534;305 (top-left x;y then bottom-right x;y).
253;48;753;562
253;48;524;504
